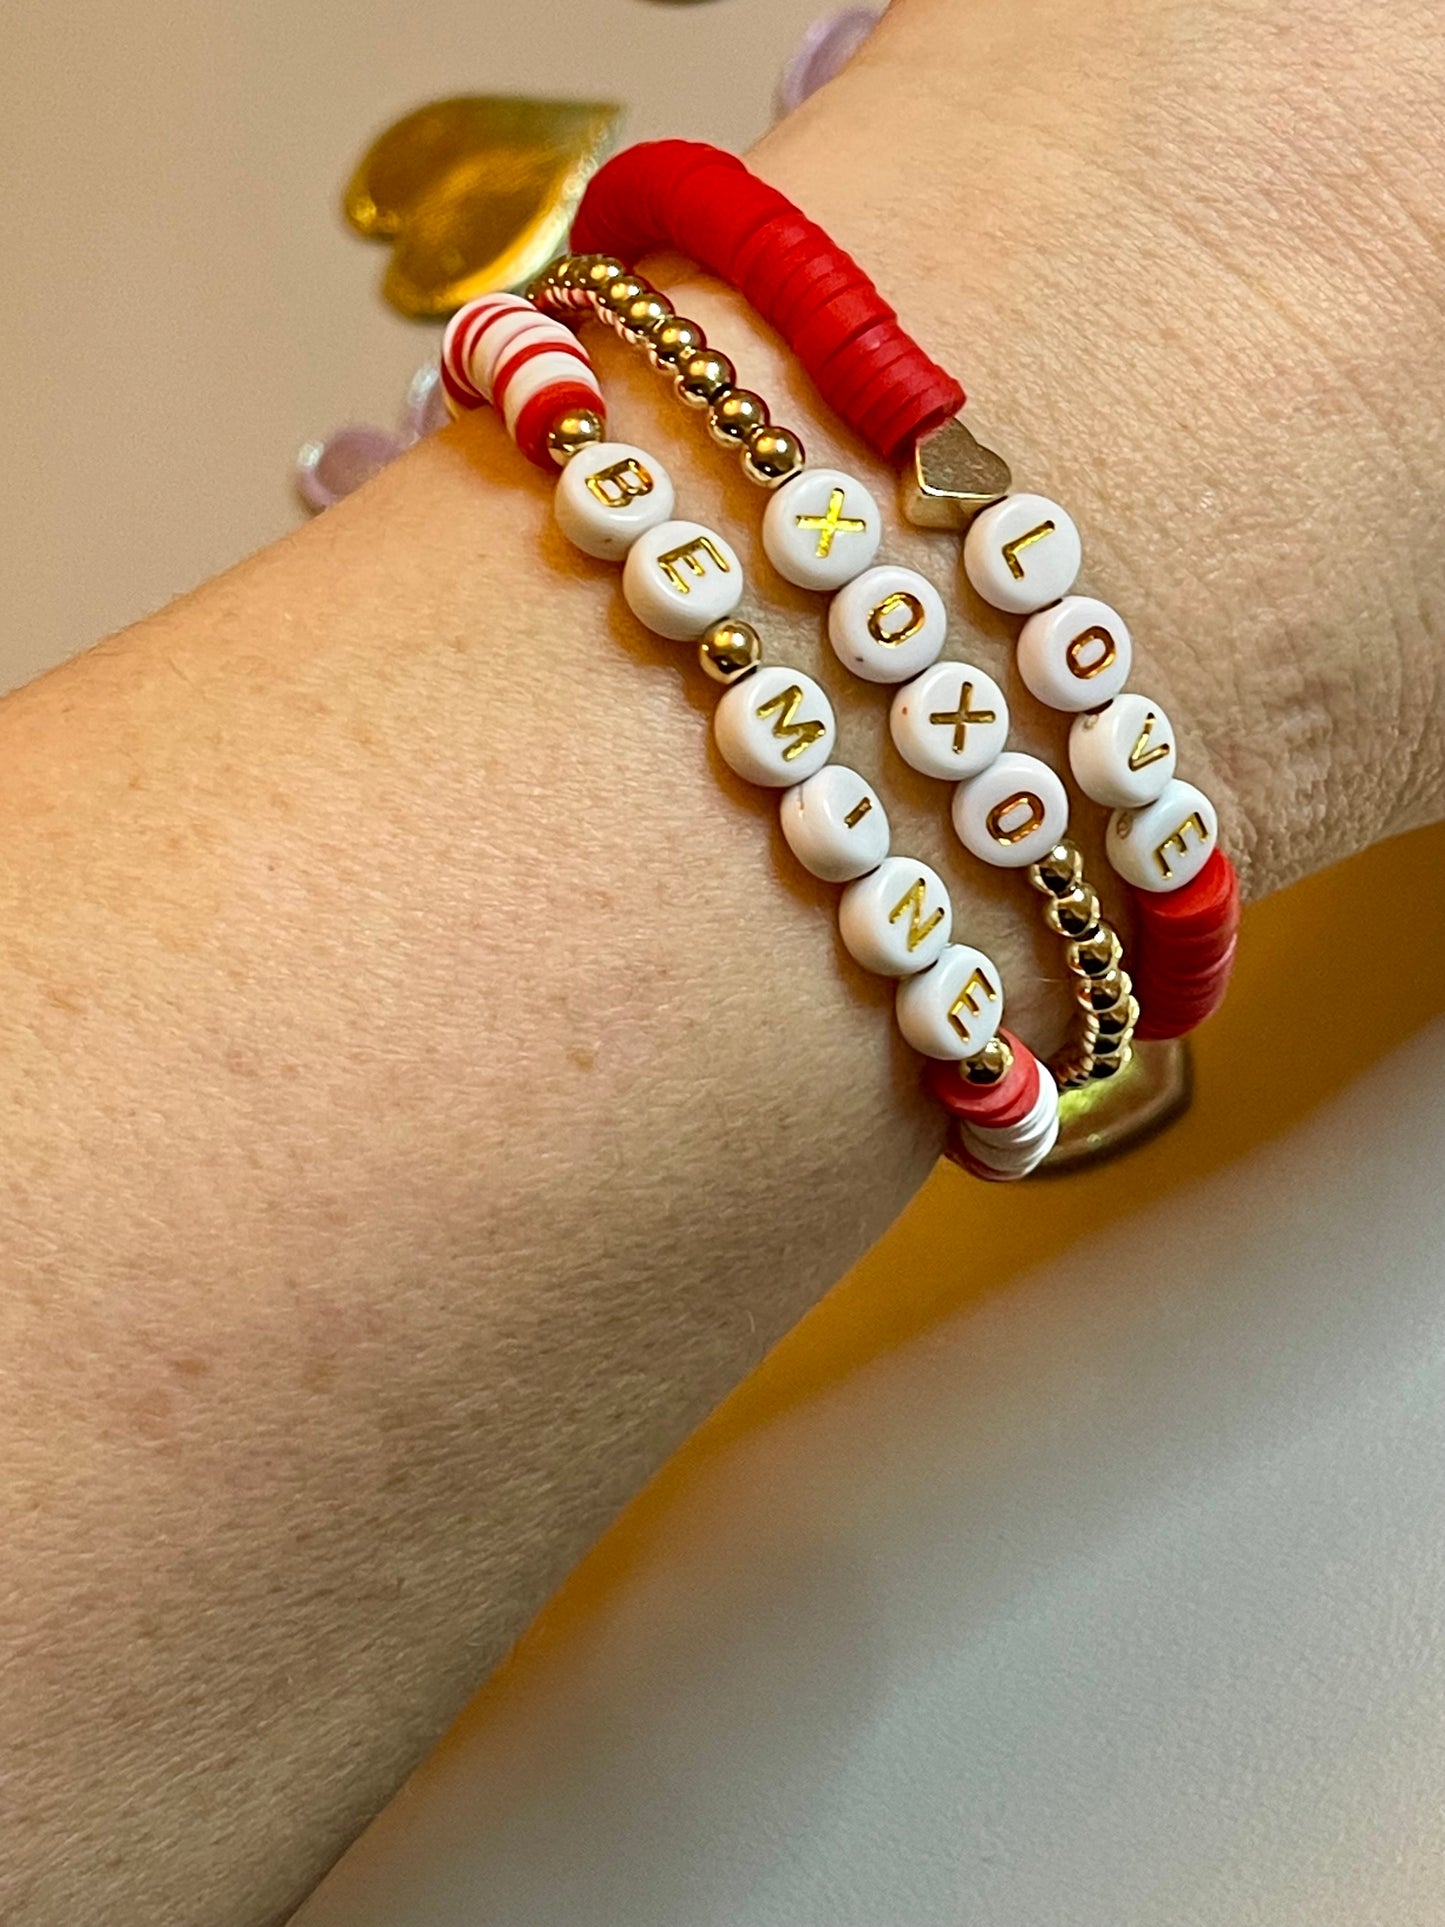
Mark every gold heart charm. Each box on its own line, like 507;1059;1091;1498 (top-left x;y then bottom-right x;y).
345;96;623;318
904;417;1013;529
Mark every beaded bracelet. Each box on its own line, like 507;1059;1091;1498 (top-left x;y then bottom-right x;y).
531;254;1135;1089
439;291;1063;1179
571;142;1241;1044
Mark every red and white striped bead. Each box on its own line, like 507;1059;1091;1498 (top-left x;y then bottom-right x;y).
440;294;606;468
929;1031;1059;1181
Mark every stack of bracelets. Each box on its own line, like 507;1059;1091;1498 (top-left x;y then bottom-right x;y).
437;141;1240;1181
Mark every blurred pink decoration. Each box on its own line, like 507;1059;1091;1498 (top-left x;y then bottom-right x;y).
296;361;449;511
776;8;881;117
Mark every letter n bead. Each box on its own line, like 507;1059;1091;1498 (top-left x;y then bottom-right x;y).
838;856;953;977
554;441;676;560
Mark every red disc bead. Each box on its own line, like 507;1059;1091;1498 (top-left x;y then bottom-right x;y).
572;139;966;462
925;1030;1041;1128
512;381;604;470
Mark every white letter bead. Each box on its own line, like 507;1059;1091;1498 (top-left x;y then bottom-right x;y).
838;856;953;977
622;519;743;640
827;565;949;684
714;665;835;788
1069;692;1178;808
963;492;1082;614
1017;594;1132;712
762;467;882;591
889;660;1010;780
952;751;1070;869
1107;778;1219;893
554;441;676;560
779;764;890;882
895;943;1004;1060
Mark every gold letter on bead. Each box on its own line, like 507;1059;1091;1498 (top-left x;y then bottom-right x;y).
1128;709;1172;771
585;456;656;509
866;591;927;647
929;681;998;756
1000;520;1056;580
756;683;829;763
986;791;1047;846
888;877;946;953
658;533;732;594
795;487;868;558
949;966;999;1042
1065;624;1118;680
843;795;874;829
1153;811;1212;880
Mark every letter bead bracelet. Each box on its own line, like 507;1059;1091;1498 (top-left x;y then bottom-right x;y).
435;143;1240;1177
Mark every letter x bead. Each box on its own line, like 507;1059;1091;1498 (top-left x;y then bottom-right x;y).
889;659;1009;780
1016;594;1132;712
838;856;953;977
714;663;836;787
622;518;744;640
827;564;948;684
952;751;1070;870
554;441;676;559
762;467;882;591
963;491;1082;615
1069;691;1178;809
1107;778;1219;893
779;764;890;882
895;943;1004;1060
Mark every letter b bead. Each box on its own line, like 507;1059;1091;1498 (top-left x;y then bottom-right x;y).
554;441;676;560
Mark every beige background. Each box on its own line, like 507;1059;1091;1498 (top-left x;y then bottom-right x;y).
6;3;1445;1923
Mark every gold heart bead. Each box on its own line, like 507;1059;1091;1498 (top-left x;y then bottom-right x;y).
904;417;1013;529
345;96;623;318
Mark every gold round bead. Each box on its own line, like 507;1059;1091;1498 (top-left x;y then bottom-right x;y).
676;348;735;408
698;619;762;686
546;407;607;466
577;256;626;298
707;389;769;447
962;1034;1014;1085
1043;883;1101;939
1095;993;1140;1040
557;254;605;290
649;316;707;372
1030;842;1084;898
1066;925;1124;979
617;290;672;345
1078;964;1132;1012
1089;1043;1132;1080
600;273;648;320
741;423;807;488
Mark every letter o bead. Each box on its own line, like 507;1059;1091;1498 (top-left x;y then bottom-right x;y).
1107;778;1219;892
952;751;1070;869
714;665;836;787
827;565;948;684
895;943;1004;1060
762;467;882;591
889;660;1009;780
1069;692;1178;808
554;441;676;560
779;764;890;882
963;492;1082;615
838;856;953;977
622;519;743;640
1017;594;1132;712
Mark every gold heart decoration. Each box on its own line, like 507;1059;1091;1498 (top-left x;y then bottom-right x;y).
345;96;623;318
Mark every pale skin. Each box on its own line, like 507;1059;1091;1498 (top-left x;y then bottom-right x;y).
2;0;1443;1920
